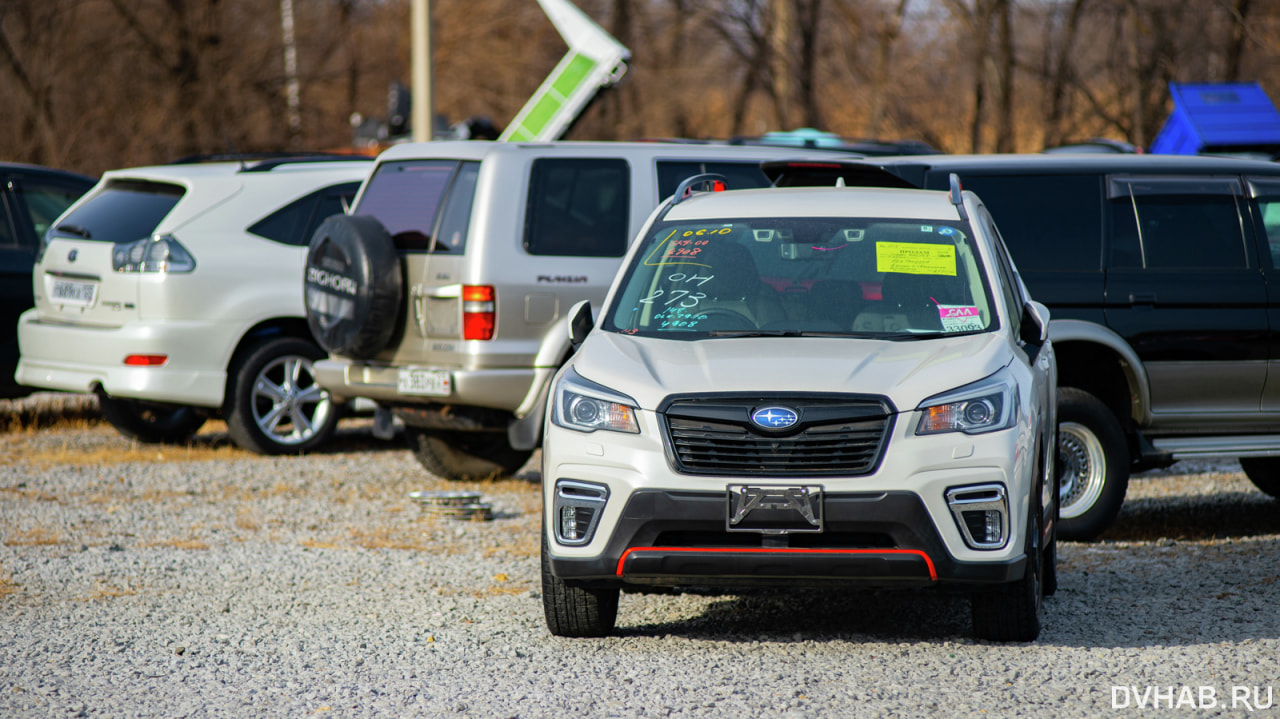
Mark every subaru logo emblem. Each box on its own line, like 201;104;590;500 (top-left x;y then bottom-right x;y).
751;406;798;430
67;249;78;262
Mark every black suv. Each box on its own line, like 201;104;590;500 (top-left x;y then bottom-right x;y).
1;163;95;399
770;154;1280;540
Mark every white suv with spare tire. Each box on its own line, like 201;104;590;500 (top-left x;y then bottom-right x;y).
304;140;809;480
17;156;371;453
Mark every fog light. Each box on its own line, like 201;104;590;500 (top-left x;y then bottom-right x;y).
553;480;608;546
945;484;1008;550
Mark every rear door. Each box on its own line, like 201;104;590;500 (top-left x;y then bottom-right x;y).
1103;175;1267;419
35;179;184;328
1245;177;1280;412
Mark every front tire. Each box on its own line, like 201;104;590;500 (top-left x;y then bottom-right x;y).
541;536;618;637
224;337;338;455
971;495;1046;642
1237;457;1280;498
1056;387;1129;541
405;427;532;481
98;394;206;444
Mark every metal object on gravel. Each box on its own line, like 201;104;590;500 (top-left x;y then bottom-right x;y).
409;491;493;521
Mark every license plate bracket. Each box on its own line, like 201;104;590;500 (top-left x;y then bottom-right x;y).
726;484;824;534
50;278;98;307
396;368;452;396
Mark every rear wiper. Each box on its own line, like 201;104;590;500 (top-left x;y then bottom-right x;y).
55;224;92;239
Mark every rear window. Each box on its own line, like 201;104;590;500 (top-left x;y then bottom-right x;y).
47;179;183;245
354;160;478;252
656;161;772;199
524;158;630;257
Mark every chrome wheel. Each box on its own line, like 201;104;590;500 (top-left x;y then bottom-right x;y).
250;354;332;446
1058;420;1106;519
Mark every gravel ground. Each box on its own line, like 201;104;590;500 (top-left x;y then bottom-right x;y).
2;395;1279;718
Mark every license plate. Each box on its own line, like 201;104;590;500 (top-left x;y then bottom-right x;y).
726;484;824;533
50;278;98;306
397;368;452;396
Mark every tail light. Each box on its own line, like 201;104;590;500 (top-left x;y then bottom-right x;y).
462;285;495;340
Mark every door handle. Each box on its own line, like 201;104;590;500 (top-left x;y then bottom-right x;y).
1129;292;1157;305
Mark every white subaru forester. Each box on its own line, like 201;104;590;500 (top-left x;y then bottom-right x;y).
541;175;1058;641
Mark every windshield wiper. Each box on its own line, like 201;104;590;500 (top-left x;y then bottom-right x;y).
55;224;92;239
707;330;802;338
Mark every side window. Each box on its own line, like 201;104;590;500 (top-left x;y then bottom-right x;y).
950;173;1103;272
0;195;15;248
524;158;630;257
1247;178;1280;269
656;161;771;199
10;178;92;249
984;214;1020;336
249;181;361;246
1108;177;1250;270
433;161;480;253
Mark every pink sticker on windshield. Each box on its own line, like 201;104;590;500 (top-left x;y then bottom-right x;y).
938;305;984;332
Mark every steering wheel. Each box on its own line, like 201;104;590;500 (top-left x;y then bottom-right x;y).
697;306;756;330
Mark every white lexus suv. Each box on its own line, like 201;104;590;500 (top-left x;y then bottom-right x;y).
541;175;1058;641
16;156;371;454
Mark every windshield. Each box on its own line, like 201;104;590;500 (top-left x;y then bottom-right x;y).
603;216;996;338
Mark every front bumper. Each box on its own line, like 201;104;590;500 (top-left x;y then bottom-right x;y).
548;488;1027;589
16;311;229;407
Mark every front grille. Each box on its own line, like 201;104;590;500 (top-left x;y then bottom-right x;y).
662;396;893;477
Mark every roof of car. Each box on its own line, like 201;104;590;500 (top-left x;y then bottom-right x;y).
869;152;1280;174
99;158;372;183
374;139;842;163
664;185;962;222
0;162;96;183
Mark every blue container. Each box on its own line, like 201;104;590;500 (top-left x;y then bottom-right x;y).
1150;82;1280;157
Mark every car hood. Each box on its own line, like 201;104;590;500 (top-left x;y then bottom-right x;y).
570;332;1013;412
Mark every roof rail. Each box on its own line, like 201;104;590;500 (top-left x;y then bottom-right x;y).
652;173;727;225
948;173;968;220
167;152;371;171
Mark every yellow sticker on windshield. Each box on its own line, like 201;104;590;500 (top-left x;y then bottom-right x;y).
876;242;956;276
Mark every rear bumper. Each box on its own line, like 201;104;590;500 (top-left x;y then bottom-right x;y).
314;358;543;414
15;312;228;407
548;489;1026;589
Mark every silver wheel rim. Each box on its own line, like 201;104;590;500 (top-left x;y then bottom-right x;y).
250;355;331;446
1057;420;1106;519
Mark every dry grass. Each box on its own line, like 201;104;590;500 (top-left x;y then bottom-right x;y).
0;394;102;435
4;528;63;546
140;538;210;551
76;580;138;601
0;565;18;597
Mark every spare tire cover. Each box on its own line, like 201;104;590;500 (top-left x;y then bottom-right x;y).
304;214;402;359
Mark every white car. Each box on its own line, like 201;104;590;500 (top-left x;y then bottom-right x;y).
16;156;372;454
541;175;1058;641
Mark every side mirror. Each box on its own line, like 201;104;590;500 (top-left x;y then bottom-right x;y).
568;300;594;350
1020;300;1050;345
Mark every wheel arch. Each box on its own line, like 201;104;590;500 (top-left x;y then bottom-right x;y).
221;317;317;408
1048;319;1149;428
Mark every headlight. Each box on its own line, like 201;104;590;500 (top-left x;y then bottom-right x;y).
112;234;196;273
916;373;1017;435
552;367;639;434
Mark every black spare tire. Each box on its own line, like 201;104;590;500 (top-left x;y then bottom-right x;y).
304;214;402;359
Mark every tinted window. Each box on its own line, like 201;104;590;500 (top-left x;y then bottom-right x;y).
524;158;630;257
656;161;772;199
1109;178;1249;269
0;196;14;247
12;179;90;248
433;162;480;253
952;174;1103;272
47;180;183;245
355;160;458;251
1247;178;1280;269
248;182;360;246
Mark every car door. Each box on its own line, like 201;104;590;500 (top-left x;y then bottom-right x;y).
1245;177;1280;412
1103;175;1268;422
